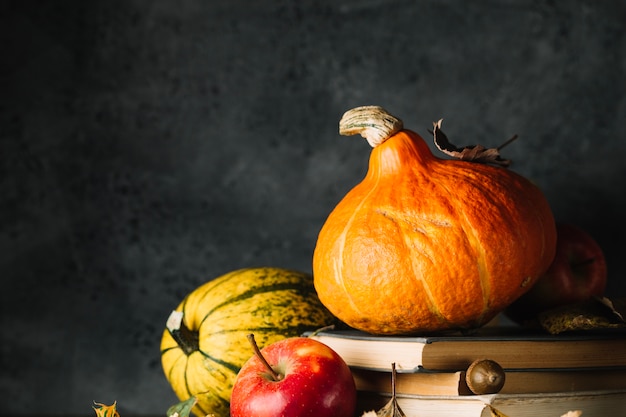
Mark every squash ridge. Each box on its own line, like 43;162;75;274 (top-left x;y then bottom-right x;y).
332;170;383;318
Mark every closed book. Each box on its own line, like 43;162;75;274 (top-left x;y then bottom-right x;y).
352;366;626;396
306;327;626;372
356;390;626;417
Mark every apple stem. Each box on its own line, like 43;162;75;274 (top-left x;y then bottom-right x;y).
247;334;283;381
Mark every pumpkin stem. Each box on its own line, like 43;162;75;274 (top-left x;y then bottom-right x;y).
247;333;283;381
166;310;199;356
339;106;404;148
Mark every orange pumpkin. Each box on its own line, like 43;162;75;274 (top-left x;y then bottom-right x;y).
313;106;557;335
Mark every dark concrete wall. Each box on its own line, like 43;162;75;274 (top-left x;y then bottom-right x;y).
1;1;624;415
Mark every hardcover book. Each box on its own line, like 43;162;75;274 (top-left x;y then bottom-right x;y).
305;327;626;372
356;390;626;417
352;366;626;396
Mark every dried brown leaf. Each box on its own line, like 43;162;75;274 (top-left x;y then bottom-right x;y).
429;119;514;167
597;296;625;321
538;297;626;334
375;398;407;417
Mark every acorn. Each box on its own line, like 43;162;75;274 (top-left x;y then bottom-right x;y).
465;359;506;395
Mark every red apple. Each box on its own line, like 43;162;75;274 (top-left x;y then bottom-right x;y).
506;223;608;323
230;335;356;417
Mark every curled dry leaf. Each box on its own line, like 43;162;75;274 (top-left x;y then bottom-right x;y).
538;296;626;334
375;397;407;417
598;296;625;321
429;119;515;167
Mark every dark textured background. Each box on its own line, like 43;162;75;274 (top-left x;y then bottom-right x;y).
1;0;625;415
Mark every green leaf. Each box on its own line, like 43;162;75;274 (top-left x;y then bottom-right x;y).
166;397;197;417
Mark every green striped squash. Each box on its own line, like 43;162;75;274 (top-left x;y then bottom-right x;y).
160;267;337;417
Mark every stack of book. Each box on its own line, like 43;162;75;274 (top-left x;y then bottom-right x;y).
306;326;626;416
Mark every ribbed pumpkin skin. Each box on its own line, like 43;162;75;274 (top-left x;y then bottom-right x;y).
313;130;557;335
160;267;337;417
